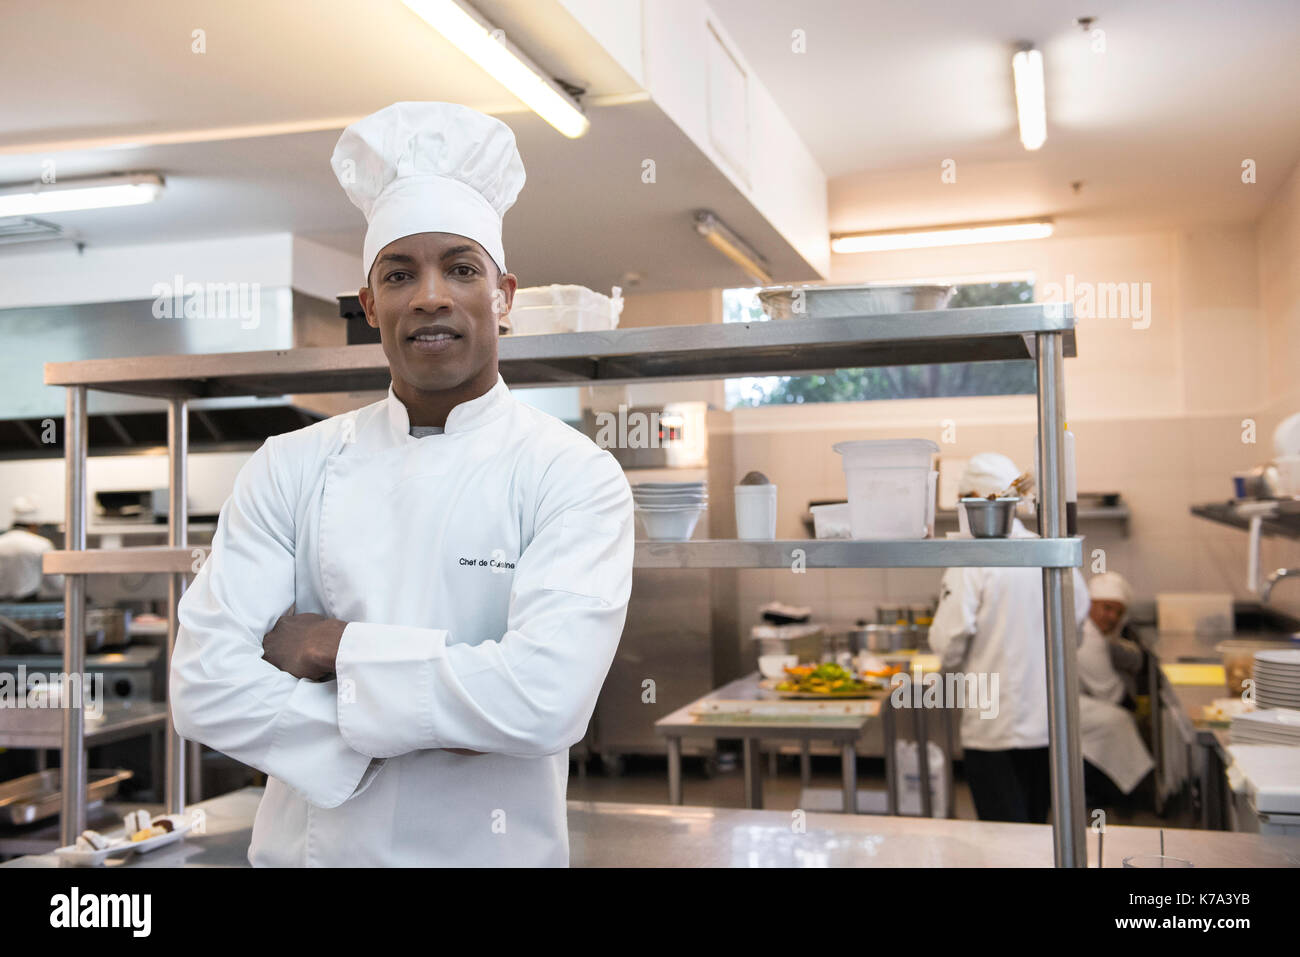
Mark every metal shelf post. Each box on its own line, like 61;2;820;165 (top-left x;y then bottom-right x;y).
59;386;88;848
1036;331;1085;866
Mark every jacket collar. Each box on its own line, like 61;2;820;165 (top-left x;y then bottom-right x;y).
383;374;512;440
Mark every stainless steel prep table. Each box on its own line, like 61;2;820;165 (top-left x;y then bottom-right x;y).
656;672;900;814
4;785;1297;867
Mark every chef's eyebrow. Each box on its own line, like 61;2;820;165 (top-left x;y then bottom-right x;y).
375;246;483;265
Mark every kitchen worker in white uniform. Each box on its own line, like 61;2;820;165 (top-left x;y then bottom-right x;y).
170;102;634;867
1077;571;1153;806
928;453;1090;823
0;496;63;600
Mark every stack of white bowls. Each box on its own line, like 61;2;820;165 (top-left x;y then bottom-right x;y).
632;482;707;540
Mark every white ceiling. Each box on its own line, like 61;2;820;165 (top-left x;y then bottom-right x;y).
707;0;1300;237
0;0;818;292
3;0;1297;293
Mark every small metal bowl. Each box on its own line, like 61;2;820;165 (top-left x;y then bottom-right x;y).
961;497;1020;538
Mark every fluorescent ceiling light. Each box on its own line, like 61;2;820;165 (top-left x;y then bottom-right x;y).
1012;47;1047;150
402;0;590;138
694;211;772;284
0;173;164;217
832;220;1054;254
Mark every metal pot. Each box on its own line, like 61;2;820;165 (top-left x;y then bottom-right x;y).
849;623;909;653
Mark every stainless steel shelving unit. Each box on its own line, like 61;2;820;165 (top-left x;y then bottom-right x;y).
44;302;1086;864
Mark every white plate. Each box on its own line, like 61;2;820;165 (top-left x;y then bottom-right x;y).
1254;649;1300;666
53;814;194;866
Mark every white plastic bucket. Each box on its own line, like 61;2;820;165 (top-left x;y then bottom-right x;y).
833;440;939;539
832;439;938;470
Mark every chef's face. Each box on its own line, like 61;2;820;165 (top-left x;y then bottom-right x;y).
1090;598;1126;634
359;232;516;398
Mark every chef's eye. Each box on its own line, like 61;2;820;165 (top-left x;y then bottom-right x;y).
384;270;412;283
450;263;479;278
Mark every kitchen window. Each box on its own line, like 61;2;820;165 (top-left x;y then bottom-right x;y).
722;280;1037;409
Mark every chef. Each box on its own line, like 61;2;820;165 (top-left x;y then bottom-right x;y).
0;496;62;600
170;102;634;867
928;453;1090;823
1077;571;1153;805
1078;571;1144;707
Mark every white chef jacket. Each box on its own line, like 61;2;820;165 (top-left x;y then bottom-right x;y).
1078;618;1126;705
0;528;62;600
928;518;1090;751
170;375;634;866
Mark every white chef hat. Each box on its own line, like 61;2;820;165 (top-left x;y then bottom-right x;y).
330;101;526;281
1088;571;1133;607
12;496;37;522
959;453;1020;498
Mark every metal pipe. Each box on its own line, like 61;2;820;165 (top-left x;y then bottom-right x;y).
165;398;189;814
60;386;88;847
1036;331;1086;866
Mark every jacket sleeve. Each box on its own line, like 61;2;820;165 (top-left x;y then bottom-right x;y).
334;449;634;759
169;437;373;809
928;567;982;672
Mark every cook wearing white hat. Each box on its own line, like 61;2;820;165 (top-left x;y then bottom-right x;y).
0;495;62;600
1079;571;1144;705
930;452;1092;823
1077;570;1153;801
171;102;633;867
332;101;526;421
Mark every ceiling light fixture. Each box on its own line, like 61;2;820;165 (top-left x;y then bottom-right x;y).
401;0;590;138
694;211;773;284
831;219;1055;254
1012;45;1047;150
0;172;164;217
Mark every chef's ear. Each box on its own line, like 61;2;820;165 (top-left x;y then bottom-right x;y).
495;271;517;315
358;285;379;329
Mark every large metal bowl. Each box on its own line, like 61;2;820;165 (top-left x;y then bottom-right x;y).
961;497;1020;538
758;284;956;320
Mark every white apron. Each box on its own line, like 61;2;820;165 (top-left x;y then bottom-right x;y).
1079;695;1154;795
171;377;633;866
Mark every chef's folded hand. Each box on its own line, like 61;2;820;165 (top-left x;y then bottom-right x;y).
261;613;486;756
262;612;346;682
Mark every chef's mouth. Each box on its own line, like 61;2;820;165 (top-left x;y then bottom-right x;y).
406;326;463;354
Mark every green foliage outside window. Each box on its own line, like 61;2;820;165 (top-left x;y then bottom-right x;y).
724;281;1037;408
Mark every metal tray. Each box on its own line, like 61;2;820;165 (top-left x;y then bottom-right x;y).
0;768;134;826
757;284;955;320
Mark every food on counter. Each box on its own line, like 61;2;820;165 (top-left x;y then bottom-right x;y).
75;829;110;851
776;662;873;695
739;470;771;485
124;809;150;834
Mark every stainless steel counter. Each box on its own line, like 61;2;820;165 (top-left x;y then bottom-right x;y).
4;786;1297;867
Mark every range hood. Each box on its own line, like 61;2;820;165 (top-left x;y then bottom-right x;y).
0;287;342;457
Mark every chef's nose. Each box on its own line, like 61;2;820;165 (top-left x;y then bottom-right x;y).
408;271;455;313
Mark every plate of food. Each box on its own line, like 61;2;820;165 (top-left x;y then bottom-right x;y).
760;662;886;698
53;809;194;866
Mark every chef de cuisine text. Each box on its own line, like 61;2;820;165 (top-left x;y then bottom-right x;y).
459;556;516;569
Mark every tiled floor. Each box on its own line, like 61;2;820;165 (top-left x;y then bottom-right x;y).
567;752;1180;830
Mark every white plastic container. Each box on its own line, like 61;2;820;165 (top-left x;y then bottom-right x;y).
509;284;623;335
810;502;851;539
833;440;939;539
734;485;778;540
